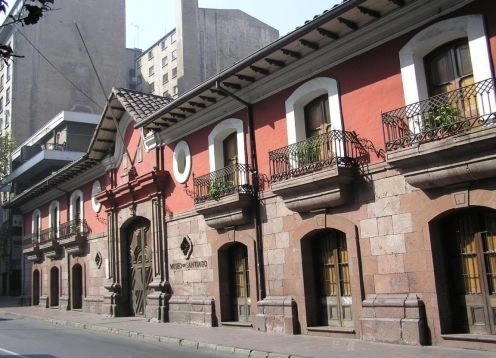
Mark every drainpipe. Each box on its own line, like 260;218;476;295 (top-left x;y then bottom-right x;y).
215;82;266;301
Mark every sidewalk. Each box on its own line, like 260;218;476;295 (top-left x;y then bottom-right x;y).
0;297;493;358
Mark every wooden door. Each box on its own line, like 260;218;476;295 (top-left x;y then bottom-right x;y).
230;244;250;322
222;132;238;187
315;230;352;327
128;221;152;316
425;39;477;118
443;209;496;334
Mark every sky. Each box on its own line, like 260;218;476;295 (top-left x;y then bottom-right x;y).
126;0;342;50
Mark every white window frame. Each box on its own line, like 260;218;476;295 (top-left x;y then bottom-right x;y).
399;15;493;106
91;180;102;213
32;209;41;242
48;201;60;238
172;140;192;184
208;118;246;173
285;77;343;146
69;190;84;232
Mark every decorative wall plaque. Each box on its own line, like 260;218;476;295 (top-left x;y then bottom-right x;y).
180;236;193;260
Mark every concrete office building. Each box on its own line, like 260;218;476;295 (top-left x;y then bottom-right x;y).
0;0;128;145
137;0;279;98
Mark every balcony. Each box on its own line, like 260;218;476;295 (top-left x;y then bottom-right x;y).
193;163;253;229
382;78;496;189
58;219;88;256
38;227;62;259
22;234;42;262
269;130;367;212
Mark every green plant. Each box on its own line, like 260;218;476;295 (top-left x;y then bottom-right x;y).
420;103;461;131
296;138;320;166
71;222;81;236
209;178;234;199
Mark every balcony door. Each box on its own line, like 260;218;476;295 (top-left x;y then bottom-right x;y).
441;208;496;335
304;94;330;138
425;39;478;120
425;39;473;96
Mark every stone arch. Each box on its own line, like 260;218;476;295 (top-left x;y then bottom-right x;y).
49;266;60;308
420;189;496;336
71;263;84;310
292;213;362;334
211;230;257;325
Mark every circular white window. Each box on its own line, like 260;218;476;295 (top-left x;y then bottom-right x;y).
91;180;102;213
173;140;191;184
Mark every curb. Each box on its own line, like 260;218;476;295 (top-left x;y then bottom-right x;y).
0;310;309;358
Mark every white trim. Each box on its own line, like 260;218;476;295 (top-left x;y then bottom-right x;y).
91;180;102;213
399;15;493;105
207;118;246;172
31;209;41;242
172;140;191;183
48;201;60;237
285;77;342;145
69;190;84;231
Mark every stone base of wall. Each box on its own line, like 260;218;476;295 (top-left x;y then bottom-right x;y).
168;295;215;326
255;296;299;334
145;292;169;322
59;296;70;310
360;294;427;345
83;297;103;314
39;295;49;308
19;295;31;306
102;292;128;317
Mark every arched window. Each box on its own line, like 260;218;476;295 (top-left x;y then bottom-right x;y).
31;209;41;243
48;201;60;239
399;15;492;105
285;77;342;145
208;118;246;172
70;190;84;232
425;39;473;97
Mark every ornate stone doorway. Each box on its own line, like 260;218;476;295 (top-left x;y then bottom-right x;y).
126;218;153;316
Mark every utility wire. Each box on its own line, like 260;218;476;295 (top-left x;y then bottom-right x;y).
15;27;102;110
74;23;135;168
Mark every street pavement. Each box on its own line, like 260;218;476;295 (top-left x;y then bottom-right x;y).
0;297;494;358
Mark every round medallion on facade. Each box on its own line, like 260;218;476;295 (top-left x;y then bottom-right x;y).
173;140;191;183
91;180;102;213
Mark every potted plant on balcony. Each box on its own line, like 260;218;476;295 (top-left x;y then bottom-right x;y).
71;222;81;237
209;178;234;200
419;103;461;132
296;138;321;167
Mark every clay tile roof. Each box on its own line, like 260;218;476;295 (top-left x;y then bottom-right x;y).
114;88;172;122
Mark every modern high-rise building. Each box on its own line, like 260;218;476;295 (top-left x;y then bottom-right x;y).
0;0;128;145
0;0;128;297
136;0;279;98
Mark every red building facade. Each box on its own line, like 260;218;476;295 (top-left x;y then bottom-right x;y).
14;0;496;350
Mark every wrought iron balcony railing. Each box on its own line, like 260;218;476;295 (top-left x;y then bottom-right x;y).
382;78;496;151
193;163;253;204
268;130;367;183
58;219;88;240
22;234;38;248
39;227;55;244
